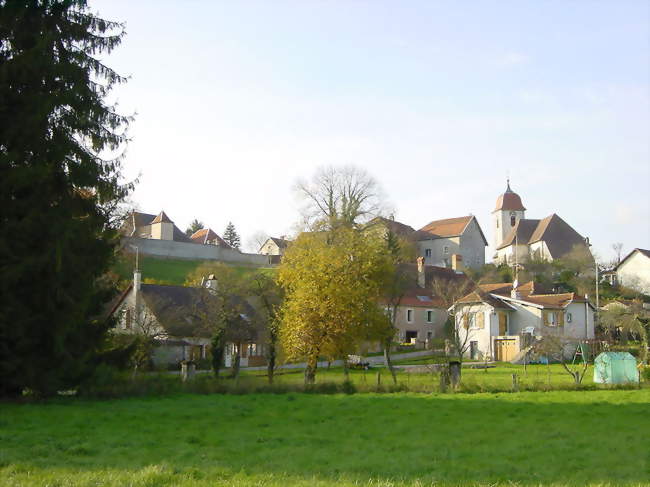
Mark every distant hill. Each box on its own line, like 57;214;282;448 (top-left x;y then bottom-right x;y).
113;254;275;287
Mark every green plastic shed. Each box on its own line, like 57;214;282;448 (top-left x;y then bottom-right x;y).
593;352;639;384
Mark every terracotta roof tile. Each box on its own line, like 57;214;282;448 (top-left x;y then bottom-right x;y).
190;228;232;248
150;211;173;224
417;216;473;239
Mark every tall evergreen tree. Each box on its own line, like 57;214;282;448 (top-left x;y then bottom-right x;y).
223;222;241;249
0;1;131;395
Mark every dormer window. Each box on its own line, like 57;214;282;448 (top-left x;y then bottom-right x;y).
510;212;516;227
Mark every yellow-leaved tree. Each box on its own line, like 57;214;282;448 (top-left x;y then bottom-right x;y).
278;227;391;384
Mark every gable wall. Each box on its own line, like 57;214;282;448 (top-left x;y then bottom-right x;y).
459;218;487;269
617;252;650;294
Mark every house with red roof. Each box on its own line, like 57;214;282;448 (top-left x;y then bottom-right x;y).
453;280;595;361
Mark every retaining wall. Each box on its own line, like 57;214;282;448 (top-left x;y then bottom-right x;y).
122;237;271;265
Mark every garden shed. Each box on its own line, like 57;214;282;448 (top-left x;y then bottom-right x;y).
593;352;638;384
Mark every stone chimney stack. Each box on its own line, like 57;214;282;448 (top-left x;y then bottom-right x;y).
416;256;425;288
510;279;521;300
133;269;142;313
451;254;464;272
133;269;142;292
205;274;218;292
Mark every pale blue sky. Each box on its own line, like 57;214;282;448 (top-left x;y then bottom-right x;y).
94;0;649;260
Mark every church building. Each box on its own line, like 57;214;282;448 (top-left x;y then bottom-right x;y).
492;181;590;265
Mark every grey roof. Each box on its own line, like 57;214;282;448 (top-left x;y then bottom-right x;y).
140;284;258;340
497;219;540;250
498;214;588;260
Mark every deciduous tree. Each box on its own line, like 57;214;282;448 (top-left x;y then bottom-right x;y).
278;228;390;384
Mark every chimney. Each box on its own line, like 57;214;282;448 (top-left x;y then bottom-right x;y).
133;269;142;313
416;256;425;288
451;254;464;272
134;269;142;292
511;279;521;300
205;274;218;291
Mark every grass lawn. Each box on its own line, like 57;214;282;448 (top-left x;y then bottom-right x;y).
1;389;648;486
113;254;276;286
238;363;603;392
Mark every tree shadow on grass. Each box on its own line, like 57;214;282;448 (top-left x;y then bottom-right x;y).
1;391;648;485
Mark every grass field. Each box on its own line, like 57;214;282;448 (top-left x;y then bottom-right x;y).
113;254;275;286
238;362;604;391
1;389;648;486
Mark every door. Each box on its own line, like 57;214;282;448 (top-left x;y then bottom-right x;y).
498;312;507;335
495;338;517;361
470;341;479;360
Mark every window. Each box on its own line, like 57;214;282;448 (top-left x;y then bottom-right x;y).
443;246;449;255
566;312;572;323
123;308;132;330
544;311;564;327
426;331;433;340
496;219;499;229
510;212;516;227
426;310;433;323
405;330;418;343
425;248;432;257
469;312;484;329
406;309;413;323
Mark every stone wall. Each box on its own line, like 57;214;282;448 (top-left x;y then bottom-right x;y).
122;237;271;265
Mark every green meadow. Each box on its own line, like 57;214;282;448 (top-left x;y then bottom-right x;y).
113;253;275;286
1;387;648;487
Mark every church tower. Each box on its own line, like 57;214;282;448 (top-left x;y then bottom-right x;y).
492;180;526;250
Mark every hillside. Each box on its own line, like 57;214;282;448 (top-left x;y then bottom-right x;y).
113;253;276;287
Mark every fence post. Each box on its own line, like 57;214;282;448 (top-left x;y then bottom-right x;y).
511;373;519;392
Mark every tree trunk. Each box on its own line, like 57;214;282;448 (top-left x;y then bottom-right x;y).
304;355;317;385
230;342;241;379
267;342;276;384
343;359;350;381
383;343;397;385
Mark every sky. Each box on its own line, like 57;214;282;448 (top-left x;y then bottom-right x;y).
93;0;649;261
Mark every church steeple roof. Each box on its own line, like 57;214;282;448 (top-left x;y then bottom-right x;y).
494;179;526;212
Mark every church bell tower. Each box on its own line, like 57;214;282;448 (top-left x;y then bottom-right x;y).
492;180;526;250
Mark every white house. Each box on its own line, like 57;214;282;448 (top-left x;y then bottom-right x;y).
492;181;591;265
258;237;291;256
615;248;650;295
453;281;595;361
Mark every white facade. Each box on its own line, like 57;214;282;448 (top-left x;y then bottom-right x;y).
455;296;595;361
616;250;650;295
150;221;174;241
493;208;525;250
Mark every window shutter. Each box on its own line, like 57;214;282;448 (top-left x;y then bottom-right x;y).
477;312;484;329
463;314;469;330
543;311;550;326
558;311;565;326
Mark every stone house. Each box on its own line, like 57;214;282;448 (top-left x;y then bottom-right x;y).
415;216;487;270
453;281;595;361
382;258;472;349
110;271;267;368
365;215;487;270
